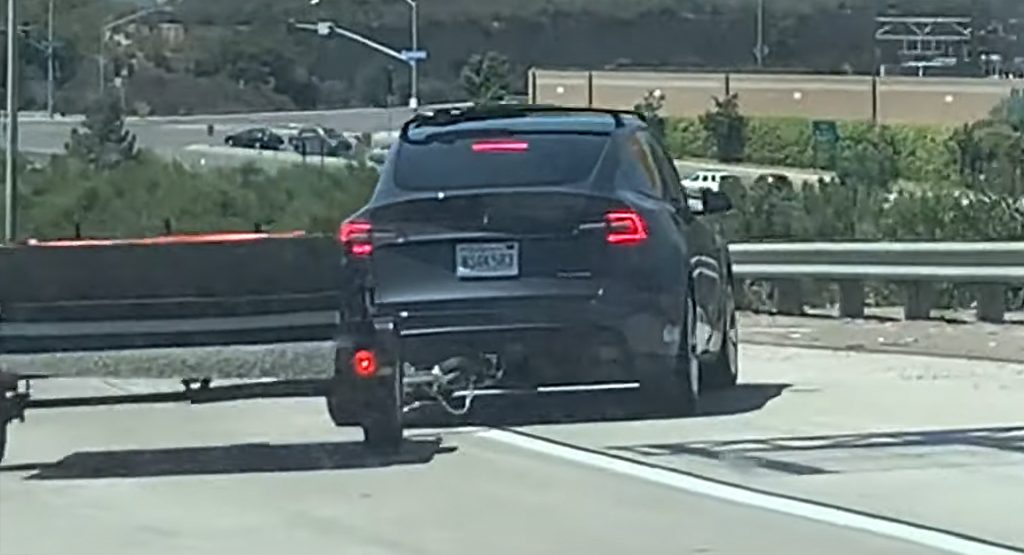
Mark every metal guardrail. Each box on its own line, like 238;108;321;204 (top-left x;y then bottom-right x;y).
730;242;1024;322
1;238;1021;356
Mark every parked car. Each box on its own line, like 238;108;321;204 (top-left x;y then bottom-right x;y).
223;127;286;150
289;126;355;157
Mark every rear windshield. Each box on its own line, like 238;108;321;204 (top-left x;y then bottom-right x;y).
392;134;609;190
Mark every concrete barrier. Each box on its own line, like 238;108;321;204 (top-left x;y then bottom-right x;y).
530;68;1023;125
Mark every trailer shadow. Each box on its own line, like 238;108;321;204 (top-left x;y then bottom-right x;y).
3;437;454;481
405;382;791;428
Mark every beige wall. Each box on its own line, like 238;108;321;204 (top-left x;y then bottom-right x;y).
530;69;1022;125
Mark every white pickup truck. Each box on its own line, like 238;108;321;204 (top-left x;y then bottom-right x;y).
680;170;742;192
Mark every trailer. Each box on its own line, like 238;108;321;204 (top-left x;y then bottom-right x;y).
0;232;502;463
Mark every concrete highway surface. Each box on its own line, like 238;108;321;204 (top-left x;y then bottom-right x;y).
2;343;1022;555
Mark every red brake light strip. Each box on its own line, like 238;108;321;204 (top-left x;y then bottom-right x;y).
471;140;529;153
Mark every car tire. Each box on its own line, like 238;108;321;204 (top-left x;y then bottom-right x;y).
701;281;739;390
638;293;700;417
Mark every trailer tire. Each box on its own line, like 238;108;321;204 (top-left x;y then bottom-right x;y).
361;371;403;454
362;413;402;453
0;422;7;463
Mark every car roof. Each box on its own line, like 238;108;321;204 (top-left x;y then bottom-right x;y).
401;105;648;143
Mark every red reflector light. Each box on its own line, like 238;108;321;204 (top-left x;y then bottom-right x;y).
351;349;377;378
471;140;529;153
605;210;648;245
338;220;372;256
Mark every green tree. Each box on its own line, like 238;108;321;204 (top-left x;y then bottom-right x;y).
831;128;899;239
65;93;139;169
699;93;747;163
951;118;1023;197
459;51;511;105
633;89;666;140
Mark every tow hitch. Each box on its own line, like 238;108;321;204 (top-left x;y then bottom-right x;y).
403;354;504;416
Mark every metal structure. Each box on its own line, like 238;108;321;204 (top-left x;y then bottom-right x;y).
297;0;421;108
874;15;973;76
4;0;18;244
730;242;1024;321
47;0;55;118
754;0;767;68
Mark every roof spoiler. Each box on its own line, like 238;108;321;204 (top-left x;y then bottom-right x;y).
400;104;647;142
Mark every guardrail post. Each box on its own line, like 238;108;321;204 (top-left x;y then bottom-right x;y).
976;284;1006;324
773;279;803;315
838;280;865;319
904;282;935;320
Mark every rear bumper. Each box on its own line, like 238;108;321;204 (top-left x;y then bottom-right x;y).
373;291;682;382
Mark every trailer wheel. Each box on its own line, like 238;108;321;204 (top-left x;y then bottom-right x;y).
362;371;403;453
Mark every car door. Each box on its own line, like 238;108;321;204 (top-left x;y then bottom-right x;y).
641;132;722;355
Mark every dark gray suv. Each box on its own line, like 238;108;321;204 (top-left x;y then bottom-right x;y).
336;105;739;418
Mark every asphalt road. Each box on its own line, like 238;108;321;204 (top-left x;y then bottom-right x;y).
16;106;420;157
2;344;1022;555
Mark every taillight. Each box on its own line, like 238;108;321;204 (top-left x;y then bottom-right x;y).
339;220;372;256
605;210;648;245
351;349;377;378
471;139;529;153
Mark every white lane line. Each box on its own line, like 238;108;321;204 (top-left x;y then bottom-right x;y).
481;429;1023;555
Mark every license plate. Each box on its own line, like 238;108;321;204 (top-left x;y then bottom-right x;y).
455;242;519;278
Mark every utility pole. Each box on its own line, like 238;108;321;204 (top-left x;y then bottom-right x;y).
4;0;19;243
305;0;421;108
294;16;426;109
755;0;766;68
406;0;418;109
47;0;54;118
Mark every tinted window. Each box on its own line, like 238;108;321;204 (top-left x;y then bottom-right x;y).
622;134;663;197
643;133;683;197
393;134;610;190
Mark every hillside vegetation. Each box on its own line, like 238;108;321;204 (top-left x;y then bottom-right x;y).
11;0;1024;116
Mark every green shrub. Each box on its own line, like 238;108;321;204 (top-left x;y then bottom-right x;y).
744;118;814;168
663;117;709;158
16;154;378;240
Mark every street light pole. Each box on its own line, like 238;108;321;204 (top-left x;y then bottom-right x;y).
4;0;19;243
306;0;420;108
755;0;765;68
405;0;418;109
47;0;55;118
98;27;106;94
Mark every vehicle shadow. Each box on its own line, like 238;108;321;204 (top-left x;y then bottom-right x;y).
1;437;454;481
405;382;791;429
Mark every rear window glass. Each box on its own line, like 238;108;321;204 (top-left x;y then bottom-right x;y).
392;134;609;190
